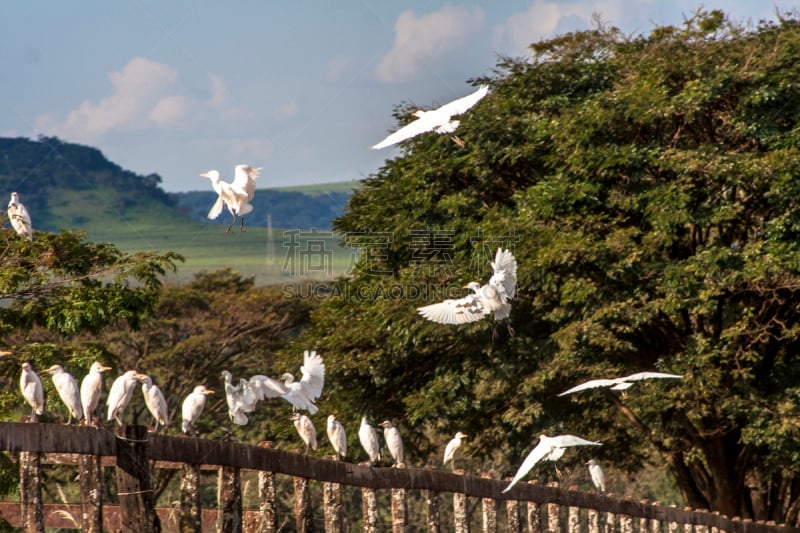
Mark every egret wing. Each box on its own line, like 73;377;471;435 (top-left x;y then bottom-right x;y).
434;85;489;117
249;375;287;400
207;195;225;219
371;114;442;149
550;434;601;448
503;439;551;493
417;294;488;324
488;248;517;300
299;350;325;401
232;165;260;200
623;371;683;382
557;378;619;396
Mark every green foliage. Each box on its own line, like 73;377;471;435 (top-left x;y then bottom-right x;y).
301;10;800;522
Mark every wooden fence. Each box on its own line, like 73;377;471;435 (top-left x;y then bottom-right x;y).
0;421;796;533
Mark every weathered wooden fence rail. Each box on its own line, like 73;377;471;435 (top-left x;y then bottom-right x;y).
0;421;795;533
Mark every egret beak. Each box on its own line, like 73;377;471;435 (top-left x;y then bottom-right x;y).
100;365;112;371
204;389;215;395
0;351;13;357
199;172;209;178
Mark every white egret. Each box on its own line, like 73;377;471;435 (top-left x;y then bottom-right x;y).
503;434;601;493
371;85;489;149
137;374;169;432
380;420;404;466
107;370;145;425
200;164;261;233
586;458;606;492
418;248;517;327
358;417;381;464
443;431;467;470
7;192;32;240
19;362;44;422
248;350;325;414
558;372;683;397
326;414;347;460
45;365;82;424
182;385;215;435
290;412;318;453
81;362;111;426
220;370;258;426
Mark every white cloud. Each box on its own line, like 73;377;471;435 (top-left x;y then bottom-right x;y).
208;74;229;107
272;100;299;120
149;95;191;125
375;5;485;83
327;56;354;82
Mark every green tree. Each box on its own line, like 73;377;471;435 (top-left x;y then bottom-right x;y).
301;11;800;523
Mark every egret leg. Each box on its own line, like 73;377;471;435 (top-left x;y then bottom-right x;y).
239;216;246;232
225;213;237;233
451;135;465;147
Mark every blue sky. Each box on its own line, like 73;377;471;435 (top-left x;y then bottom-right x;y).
1;1;783;192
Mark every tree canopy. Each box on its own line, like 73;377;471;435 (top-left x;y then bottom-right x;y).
301;11;800;522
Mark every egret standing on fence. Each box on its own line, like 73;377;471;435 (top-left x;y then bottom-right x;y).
443;432;467;470
503;434;602;493
182;385;215;436
380;420;404;466
81;362;111;427
359;417;381;464
45;365;82;425
587;458;606;492
326;414;347;460
200;164;260;233
20;362;44;422
291;412;318;453
221;370;258;426
107;370;145;425
138;374;169;432
7;192;33;240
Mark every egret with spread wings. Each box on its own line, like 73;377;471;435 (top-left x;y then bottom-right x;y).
558;371;683;397
200;164;261;233
248;350;326;414
418;248;517;327
503;434;601;493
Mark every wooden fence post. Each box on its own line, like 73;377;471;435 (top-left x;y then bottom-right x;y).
79;454;103;533
481;473;496;533
605;512;616;533
588;508;599;533
391;486;407;533
217;465;242;533
179;463;201;533
620;513;633;533
293;476;314;532
114;425;159;533
361;487;378;533
526;500;541;533
454;473;469;532
257;470;278;533
422;468;441;533
506;499;521;533
19;451;43;533
568;502;580;533
322;477;342;533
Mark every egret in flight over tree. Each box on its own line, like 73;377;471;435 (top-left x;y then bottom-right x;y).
182;385;215;436
372;85;489;149
20;362;44;422
45;365;82;425
558;371;683;397
81;362;111;427
200;164;261;233
247;350;326;414
503;434;601;493
7;192;32;240
418;248;517;329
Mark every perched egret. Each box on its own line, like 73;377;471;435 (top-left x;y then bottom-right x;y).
358;417;381;464
20;362;44;422
182;385;215;435
107;370;145;425
45;365;82;424
326;414;347;460
558;372;683;397
587;459;606;492
81;362;111;426
380;420;404;466
290;412;318;453
371;85;489;149
248;350;326;414
503;434;601;493
443;432;467;470
137;374;169;432
7;192;32;240
418;248;517;328
220;370;258;426
200;164;261;232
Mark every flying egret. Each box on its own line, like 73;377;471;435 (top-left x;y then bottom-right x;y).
290;412;318;453
45;365;82;424
358;417;381;464
587;458;606;492
137;374;169;432
418;248;517;328
326;414;347;460
107;370;145;425
182;385;215;435
558;372;683;397
220;370;258;426
81;362;111;427
503;434;601;493
20;362;44;422
380;420;404;466
371;85;489;149
7;192;32;240
248;350;326;414
200;164;261;233
443;431;467;470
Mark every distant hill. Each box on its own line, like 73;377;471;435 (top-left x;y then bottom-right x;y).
0;136;357;233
